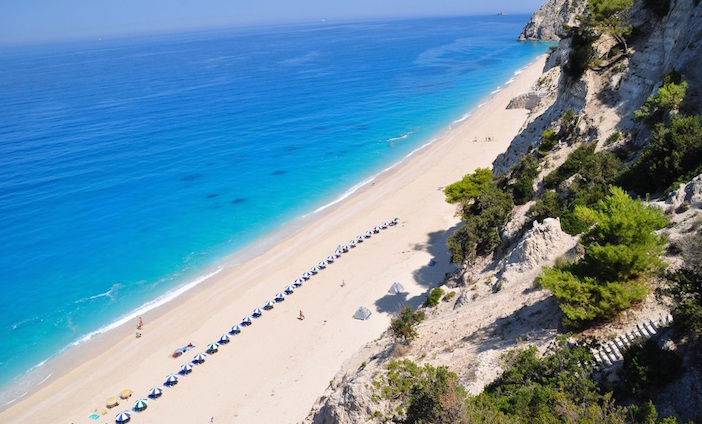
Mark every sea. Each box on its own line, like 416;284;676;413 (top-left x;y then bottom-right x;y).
0;15;549;405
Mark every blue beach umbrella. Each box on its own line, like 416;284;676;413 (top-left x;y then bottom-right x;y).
317;261;327;269
381;221;390;228
302;272;312;279
357;235;365;242
365;230;373;237
115;410;131;423
310;266;320;274
148;387;162;399
180;363;193;374
392;217;399;225
193;353;207;364
230;324;242;334
327;255;336;262
219;334;230;344
373;226;381;233
275;292;286;302
252;308;263;317
241;316;253;326
343;244;351;251
264;300;276;310
335;248;344;255
293;278;304;287
284;285;295;294
134;398;148;412
206;343;219;354
349;239;357;247
164;374;178;386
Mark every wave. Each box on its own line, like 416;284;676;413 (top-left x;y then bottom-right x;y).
386;132;411;144
74;283;120;304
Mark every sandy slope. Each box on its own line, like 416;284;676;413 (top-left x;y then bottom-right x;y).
0;55;547;424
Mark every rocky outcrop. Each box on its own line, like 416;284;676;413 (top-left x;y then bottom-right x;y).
666;174;702;211
518;0;587;41
499;218;577;285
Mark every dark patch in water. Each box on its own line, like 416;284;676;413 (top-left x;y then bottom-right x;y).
206;193;219;199
285;145;300;151
271;170;287;176
355;124;369;131
180;174;202;182
231;198;246;204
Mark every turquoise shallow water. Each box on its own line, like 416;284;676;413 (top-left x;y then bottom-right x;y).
0;15;548;402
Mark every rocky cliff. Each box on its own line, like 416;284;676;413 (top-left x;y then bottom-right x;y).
305;1;702;422
518;0;587;41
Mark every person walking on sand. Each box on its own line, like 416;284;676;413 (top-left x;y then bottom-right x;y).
137;316;143;329
341;279;346;287
299;310;305;320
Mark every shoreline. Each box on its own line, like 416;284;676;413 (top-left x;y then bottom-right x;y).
0;54;547;423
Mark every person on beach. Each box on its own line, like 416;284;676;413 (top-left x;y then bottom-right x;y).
136;331;141;338
137;316;143;329
341;279;346;287
299;310;305;320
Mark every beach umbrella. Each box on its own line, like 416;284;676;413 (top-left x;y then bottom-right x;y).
302;271;312;279
349;239;357;247
252;308;263;317
115;410;131;423
206;343;219;354
180;363;194;374
134;398;148;412
119;389;133;399
164;374;178;386
275;292;286;302
293;278;304;287
148;387;163;399
193;352;207;364
335;248;344;255
356;235;365;242
327;255;336;262
264;300;276;310
241;316;253;326
230;324;242;334
381;221;390;228
392;217;399;225
373;226;381;233
365;230;373;237
310;266;320;274
284;285;295;294
353;306;372;320
388;282;406;294
106;397;119;408
317;261;327;269
219;333;230;344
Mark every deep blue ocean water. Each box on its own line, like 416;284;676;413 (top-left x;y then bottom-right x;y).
0;15;548;403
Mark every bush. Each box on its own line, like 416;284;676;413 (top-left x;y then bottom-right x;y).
510;154;539;205
664;267;702;335
404;365;469;424
528;190;563;223
537;127;558;156
565;26;597;80
540;188;666;327
618;339;682;400
391;306;426;344
635;80;688;128
620;114;702;195
443;167;494;204
426;288;445;307
448;183;514;263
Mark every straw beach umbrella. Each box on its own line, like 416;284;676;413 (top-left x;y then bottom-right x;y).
230;324;242;334
134;398;148;412
164;374;178;386
219;333;230;344
115;410;131;423
148;387;163;399
252;308;263;317
119;389;132;399
193;352;207;364
275;292;286;302
106;397;119;408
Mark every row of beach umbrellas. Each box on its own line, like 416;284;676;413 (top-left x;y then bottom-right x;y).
112;218;399;423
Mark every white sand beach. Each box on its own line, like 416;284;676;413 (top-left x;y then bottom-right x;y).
0;55;546;424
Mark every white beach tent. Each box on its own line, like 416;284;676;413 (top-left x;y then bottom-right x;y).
388;282;405;294
353;306;372;320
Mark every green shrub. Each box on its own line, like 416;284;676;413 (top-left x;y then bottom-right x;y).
618;339;682;400
404;365;469;424
635;80;688;128
390;306;426;344
510;154;539;205
443;167;494;204
426;288;445;307
565;26;597;80
528;190;563;223
620;114;702;195
605;129;622;146
664;267;702;335
448;183;514;263
537;127;558;155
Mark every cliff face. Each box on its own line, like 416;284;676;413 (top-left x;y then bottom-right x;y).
305;1;702;422
518;0;587;41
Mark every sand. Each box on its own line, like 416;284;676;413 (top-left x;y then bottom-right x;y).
0;55;546;424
